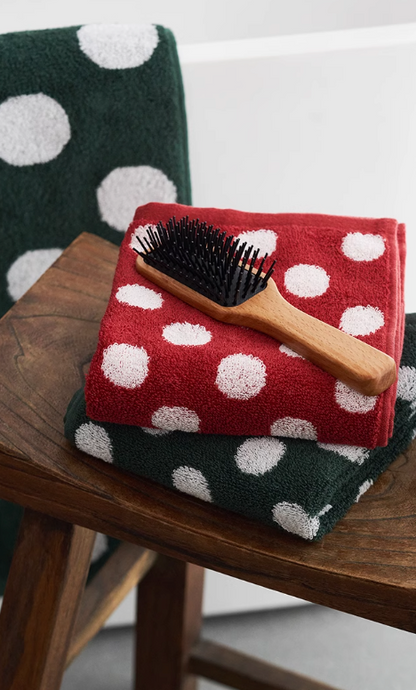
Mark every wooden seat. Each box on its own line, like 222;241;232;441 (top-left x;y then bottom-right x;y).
0;232;415;690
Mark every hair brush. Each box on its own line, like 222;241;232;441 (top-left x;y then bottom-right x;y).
133;216;397;396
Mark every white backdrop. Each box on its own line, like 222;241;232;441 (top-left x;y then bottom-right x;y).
3;0;416;44
181;30;416;313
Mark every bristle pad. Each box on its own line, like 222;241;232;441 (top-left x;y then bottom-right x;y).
136;216;276;306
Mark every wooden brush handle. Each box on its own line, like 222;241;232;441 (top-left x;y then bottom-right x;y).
135;256;397;396
230;281;397;396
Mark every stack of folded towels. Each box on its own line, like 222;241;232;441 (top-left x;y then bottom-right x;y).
65;202;416;541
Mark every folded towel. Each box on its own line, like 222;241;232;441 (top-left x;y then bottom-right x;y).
85;202;406;447
0;24;191;318
66;314;416;541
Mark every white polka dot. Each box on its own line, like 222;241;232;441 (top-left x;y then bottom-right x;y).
77;24;159;69
0;94;70;166
101;343;149;388
284;264;330;298
215;354;266;400
335;381;377;413
317;442;369;465
116;284;163;310
141;427;171;436
172;466;212;501
339;305;384;336
317;504;332;516
279;343;305;359
130;224;158;252
91;533;109;563
236;229;277;257
341;232;385;262
97;166;177;232
355;479;374;503
162;322;212;346
151;406;200;432
397;366;416;402
7;248;63;301
272;502;320;540
270;417;317;440
74;422;113;463
235;438;286;475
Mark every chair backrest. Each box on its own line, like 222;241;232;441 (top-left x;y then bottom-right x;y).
0;23;192;317
0;21;192;600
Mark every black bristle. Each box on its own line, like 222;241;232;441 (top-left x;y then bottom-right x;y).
250;253;268;294
242;247;259;298
260;259;277;288
133;217;276;307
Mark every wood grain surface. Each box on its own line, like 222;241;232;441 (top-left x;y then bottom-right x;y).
0;508;95;689
135;555;204;690
189;639;340;690
0;233;416;633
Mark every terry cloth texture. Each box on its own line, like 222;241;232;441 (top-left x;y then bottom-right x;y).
85;202;406;448
0;24;191;318
0;23;191;596
65;314;416;542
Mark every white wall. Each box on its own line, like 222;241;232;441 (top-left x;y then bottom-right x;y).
181;28;416;312
3;0;416;44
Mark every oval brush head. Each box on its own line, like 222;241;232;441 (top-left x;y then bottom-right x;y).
133;216;276;307
133;216;397;396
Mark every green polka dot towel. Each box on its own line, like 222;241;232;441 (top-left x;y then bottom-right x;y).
0;23;191;317
64;314;416;541
0;22;191;595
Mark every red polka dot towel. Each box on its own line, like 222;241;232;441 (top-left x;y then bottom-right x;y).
85;202;406;448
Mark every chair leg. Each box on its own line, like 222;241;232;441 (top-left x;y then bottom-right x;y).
67;542;157;667
135;554;205;690
0;507;96;690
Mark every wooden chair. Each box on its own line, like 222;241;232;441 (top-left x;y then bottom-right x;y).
0;232;415;690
